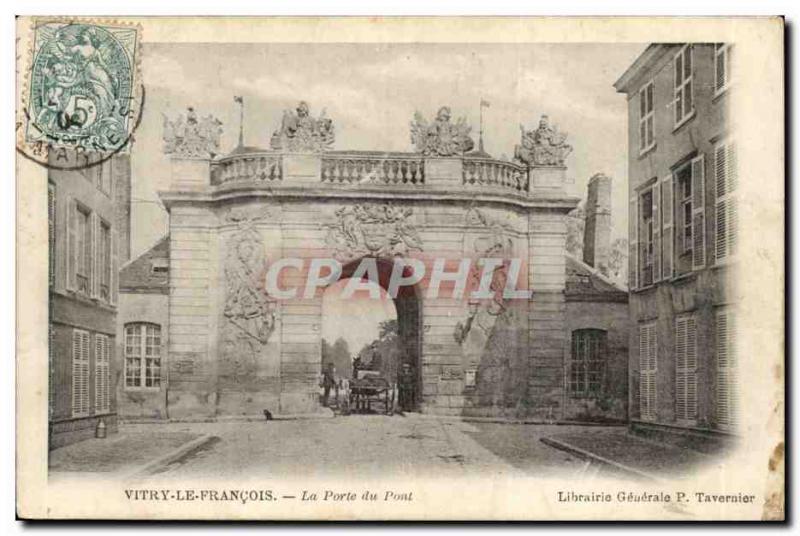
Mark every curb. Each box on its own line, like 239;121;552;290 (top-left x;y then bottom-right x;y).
540;436;663;482
123;434;217;480
408;413;627;427
120;411;335;425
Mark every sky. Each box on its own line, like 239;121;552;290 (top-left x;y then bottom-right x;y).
129;41;646;258
321;279;396;354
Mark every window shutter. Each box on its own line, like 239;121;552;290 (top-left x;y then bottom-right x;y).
110;228;119;306
691;154;706;269
629;196;638;289
72;330;90;416
95;334;110;413
675;316;698;423
90;213;100;299
653;181;661;282
716;310;737;429
639;324;657;421
661;174;674;279
686;317;698;420
66;198;77;291
715;145;728;261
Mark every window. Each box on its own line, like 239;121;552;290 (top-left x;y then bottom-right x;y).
715;43;732;95
674;45;694;127
671;155;706;274
715;140;738;262
675;164;693;256
675;314;698;423
48;183;56;288
125;323;162;389
74;204;91;294
95;334;111;413
99;221;111;301
569;329;608;397
71;329;90;417
639;324;657;421
639;189;654;286
716;309;737;429
151;258;169;275
639;81;655;153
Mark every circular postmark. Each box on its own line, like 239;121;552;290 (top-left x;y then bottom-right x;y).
17;20;143;170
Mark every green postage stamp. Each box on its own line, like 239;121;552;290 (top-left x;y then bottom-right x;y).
23;19;141;156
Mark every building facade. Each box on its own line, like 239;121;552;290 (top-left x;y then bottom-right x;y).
48;152;131;448
116;237;170;419
563;174;629;423
614;44;738;439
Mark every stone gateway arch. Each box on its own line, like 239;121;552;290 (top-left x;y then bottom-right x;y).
159;103;578;419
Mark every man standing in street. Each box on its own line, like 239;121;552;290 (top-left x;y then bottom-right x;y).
397;363;416;412
321;362;336;407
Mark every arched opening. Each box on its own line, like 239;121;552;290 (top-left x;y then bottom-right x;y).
320;258;422;413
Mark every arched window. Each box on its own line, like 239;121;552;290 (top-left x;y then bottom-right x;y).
124;323;162;389
569;329;608;397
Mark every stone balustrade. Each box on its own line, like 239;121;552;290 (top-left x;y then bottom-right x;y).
191;150;565;198
462;157;529;193
211;152;283;185
321;152;425;186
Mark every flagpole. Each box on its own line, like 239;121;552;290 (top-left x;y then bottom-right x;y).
238;97;244;148
479;100;484;153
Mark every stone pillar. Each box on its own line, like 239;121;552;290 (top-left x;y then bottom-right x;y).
282;153;322;184
528;165;570;197
527;211;568;420
166;202;217;419
424;157;463;189
168;157;211;190
583;173;612;274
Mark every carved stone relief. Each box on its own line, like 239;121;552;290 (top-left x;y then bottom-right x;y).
325;203;424;262
221;212;277;382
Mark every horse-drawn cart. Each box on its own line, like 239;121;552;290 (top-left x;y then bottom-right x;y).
349;370;394;414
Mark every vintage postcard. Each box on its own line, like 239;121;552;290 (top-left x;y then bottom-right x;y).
15;16;784;520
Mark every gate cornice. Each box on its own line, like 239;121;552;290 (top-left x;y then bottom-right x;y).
159;186;580;213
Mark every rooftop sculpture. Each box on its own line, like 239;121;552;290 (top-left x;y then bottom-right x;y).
410;106;475;156
270;101;335;153
514;114;573;167
162;106;223;158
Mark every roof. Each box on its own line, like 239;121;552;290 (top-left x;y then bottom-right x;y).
119;236;170;294
613;44;677;94
564;253;628;302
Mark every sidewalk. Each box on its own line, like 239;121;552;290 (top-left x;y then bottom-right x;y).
49;424;215;478
541;428;712;481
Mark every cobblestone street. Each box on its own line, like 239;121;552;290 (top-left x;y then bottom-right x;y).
107;416;606;481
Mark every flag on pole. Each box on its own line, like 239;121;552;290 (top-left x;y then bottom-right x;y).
481;99;491;108
234;95;243;104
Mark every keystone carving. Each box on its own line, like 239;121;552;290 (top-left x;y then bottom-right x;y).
326;203;424;262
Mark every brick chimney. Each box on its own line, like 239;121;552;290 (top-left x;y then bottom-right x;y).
583;173;612;274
